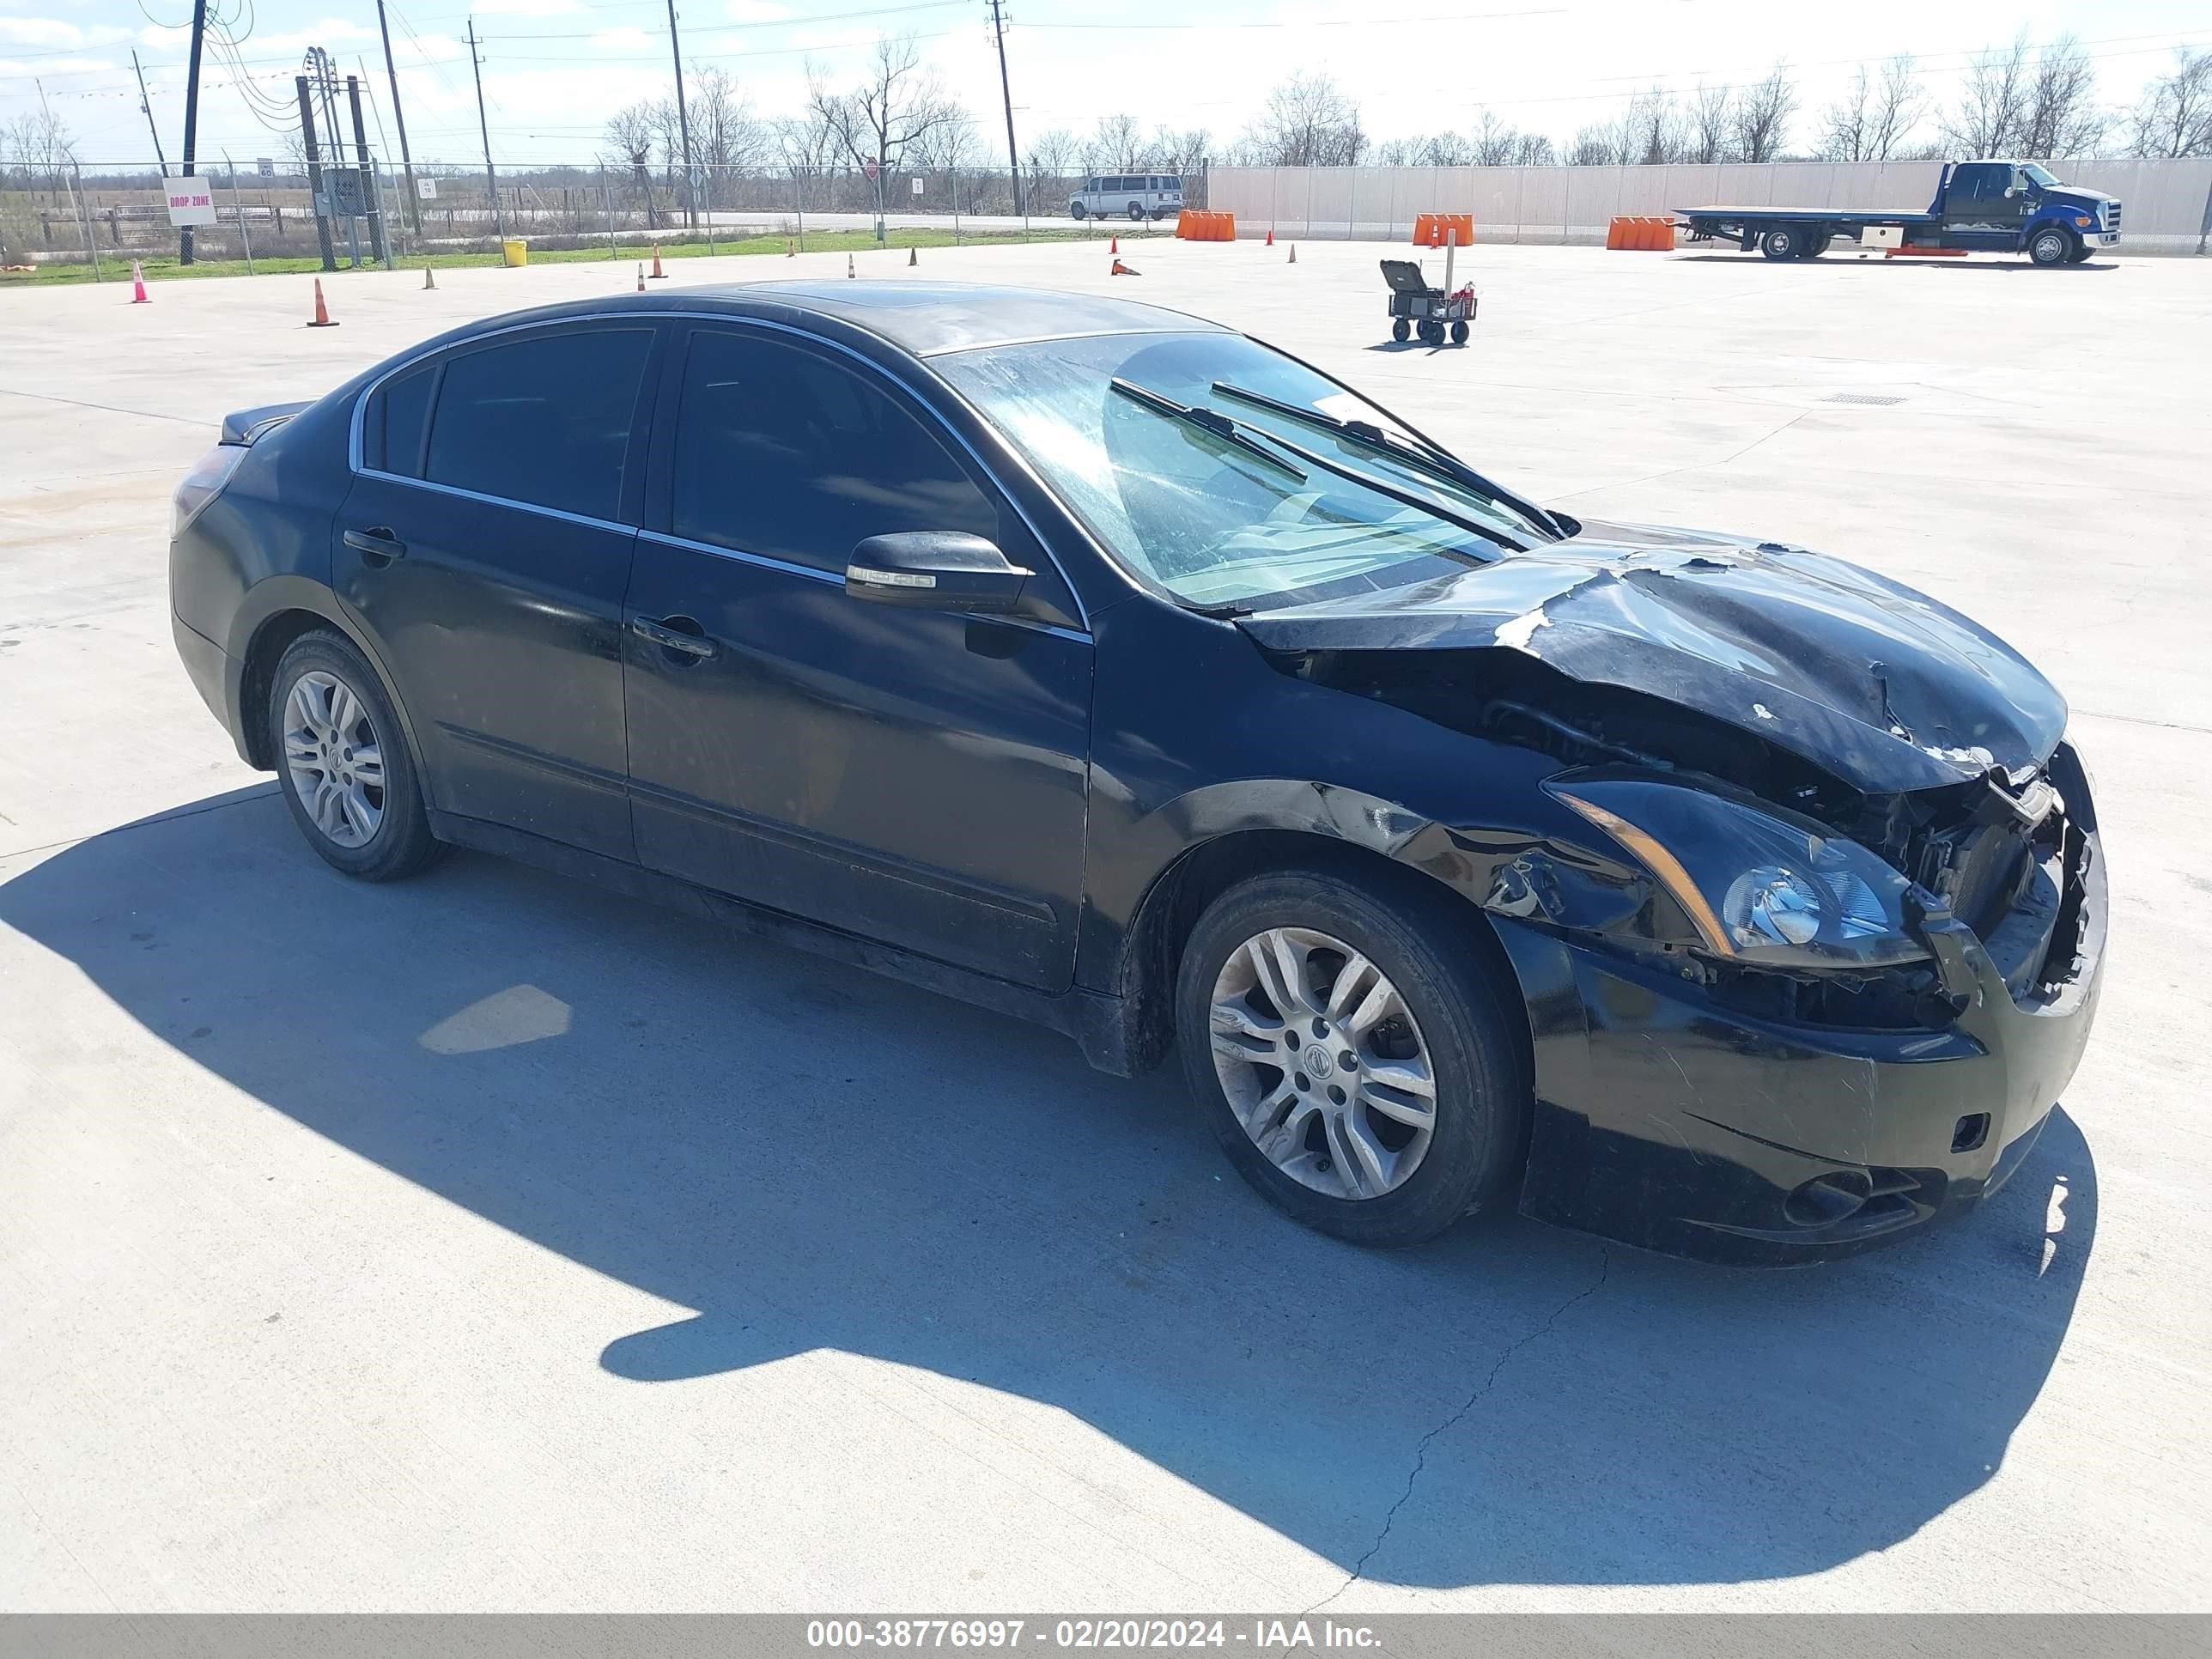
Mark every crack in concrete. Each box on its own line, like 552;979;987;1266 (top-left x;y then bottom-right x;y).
1303;1243;1613;1616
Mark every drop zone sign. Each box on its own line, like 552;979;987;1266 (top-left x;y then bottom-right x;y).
166;185;218;228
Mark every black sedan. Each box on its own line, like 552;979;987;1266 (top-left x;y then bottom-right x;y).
167;283;2104;1264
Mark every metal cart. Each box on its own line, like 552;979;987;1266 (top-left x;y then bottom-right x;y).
1381;257;1475;347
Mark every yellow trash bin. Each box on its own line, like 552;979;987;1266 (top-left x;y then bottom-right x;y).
501;238;528;267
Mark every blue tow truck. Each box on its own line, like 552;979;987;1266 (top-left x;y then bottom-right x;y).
1677;160;2123;266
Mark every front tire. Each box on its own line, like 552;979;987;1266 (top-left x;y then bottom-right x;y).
2028;226;2075;266
270;629;441;882
1069;202;1085;222
1175;869;1530;1248
1391;317;1411;343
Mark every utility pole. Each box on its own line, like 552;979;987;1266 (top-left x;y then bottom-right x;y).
179;0;209;262
346;76;390;266
131;51;171;177
374;0;422;234
987;0;1023;220
295;75;337;271
664;0;696;230
466;18;505;240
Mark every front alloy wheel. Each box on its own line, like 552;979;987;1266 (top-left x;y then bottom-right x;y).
2029;227;2074;266
1209;927;1437;1200
1176;869;1529;1247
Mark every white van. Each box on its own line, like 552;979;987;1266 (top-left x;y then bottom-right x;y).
1070;173;1184;222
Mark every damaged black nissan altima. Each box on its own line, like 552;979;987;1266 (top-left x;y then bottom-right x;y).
168;283;2104;1264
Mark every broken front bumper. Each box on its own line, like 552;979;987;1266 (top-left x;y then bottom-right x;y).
1489;769;2106;1267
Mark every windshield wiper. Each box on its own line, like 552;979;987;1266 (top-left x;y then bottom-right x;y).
1109;379;1307;483
1210;381;1565;540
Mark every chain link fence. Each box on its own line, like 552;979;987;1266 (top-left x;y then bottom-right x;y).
1;158;1212;273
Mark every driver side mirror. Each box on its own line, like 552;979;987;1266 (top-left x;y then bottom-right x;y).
845;531;1032;613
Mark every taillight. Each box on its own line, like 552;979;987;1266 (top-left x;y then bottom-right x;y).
173;443;248;536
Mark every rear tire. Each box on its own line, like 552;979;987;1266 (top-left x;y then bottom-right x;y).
1759;225;1803;261
1127;203;1146;222
2028;226;2075;266
269;629;442;882
1175;868;1530;1248
1803;231;1832;258
1449;319;1470;345
1418;319;1445;347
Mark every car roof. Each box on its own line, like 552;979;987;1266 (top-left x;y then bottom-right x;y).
486;281;1228;361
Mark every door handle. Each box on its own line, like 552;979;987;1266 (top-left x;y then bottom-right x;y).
629;615;719;660
343;526;407;563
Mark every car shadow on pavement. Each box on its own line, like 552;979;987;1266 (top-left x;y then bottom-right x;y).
0;787;2097;1591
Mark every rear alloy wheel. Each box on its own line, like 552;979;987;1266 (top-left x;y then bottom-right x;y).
270;630;441;881
2029;227;2075;267
1176;870;1529;1247
1127;202;1146;222
1759;225;1803;260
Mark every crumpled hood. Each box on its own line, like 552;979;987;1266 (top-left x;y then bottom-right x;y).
1235;518;2069;794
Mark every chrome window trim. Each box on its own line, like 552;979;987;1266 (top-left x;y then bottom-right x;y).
636;528;1091;646
349;467;638;538
346;307;1098;630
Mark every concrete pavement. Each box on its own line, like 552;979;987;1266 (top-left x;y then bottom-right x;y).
1;237;2208;1613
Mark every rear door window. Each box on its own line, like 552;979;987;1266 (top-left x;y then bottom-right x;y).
373;363;435;477
423;326;654;521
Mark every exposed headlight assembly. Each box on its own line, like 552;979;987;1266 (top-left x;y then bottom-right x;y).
1553;775;1929;969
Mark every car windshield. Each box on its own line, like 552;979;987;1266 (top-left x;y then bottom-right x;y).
933;331;1549;610
2022;162;2060;188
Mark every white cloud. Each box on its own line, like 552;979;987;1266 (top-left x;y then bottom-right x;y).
588;27;663;52
0;15;133;47
725;0;793;21
469;0;586;14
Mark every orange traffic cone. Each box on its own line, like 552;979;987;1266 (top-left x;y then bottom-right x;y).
636;263;646;292
1265;228;1274;246
908;246;918;266
422;264;436;290
648;243;667;279
1110;258;1139;276
1109;234;1118;254
307;277;337;327
130;259;149;303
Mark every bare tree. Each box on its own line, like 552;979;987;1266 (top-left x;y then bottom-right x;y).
1149;126;1211;177
2020;35;2106;158
1419;131;1475;166
1820;57;1926;161
1024;126;1080;196
3;102;77;195
1243;70;1367;167
806;33;963;208
689;69;763;172
1620;88;1682;165
1947;33;2033;157
1513;131;1557;166
1683;81;1731;165
2127;46;2212;158
1469;109;1521;167
1085;114;1150;173
1566;121;1621;166
772;107;840;176
605;101;663;228
1730;64;1796;163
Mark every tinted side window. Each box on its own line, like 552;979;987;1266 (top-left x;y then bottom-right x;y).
425;327;653;520
669;330;997;573
374;364;434;477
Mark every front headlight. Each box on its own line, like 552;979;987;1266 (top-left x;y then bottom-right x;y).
1553;775;1929;969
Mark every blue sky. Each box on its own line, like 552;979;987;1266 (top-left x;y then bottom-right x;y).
4;0;2207;167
